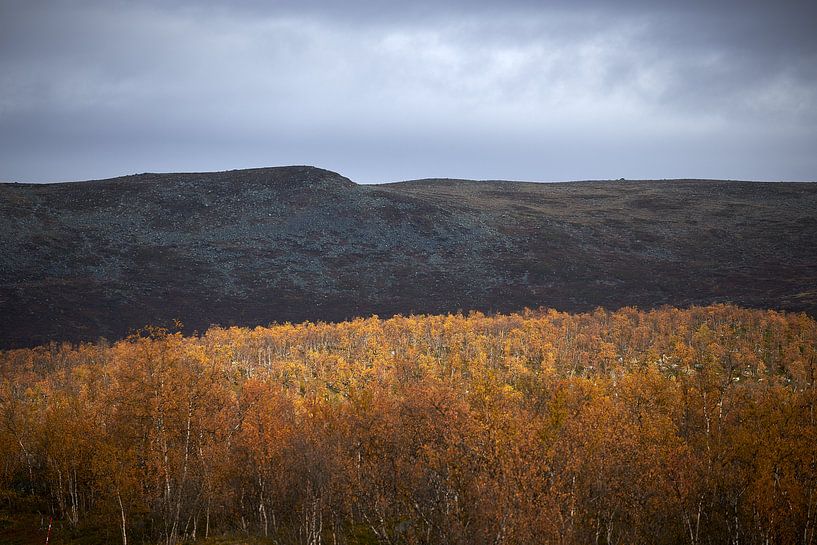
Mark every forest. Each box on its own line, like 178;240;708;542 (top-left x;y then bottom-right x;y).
1;304;816;545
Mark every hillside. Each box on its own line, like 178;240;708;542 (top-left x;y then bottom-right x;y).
1;165;816;347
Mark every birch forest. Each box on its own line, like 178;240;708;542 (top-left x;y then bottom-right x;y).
1;305;816;545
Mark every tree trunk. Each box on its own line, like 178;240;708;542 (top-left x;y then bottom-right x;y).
117;488;128;545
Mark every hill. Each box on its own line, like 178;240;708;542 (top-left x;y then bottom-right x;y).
1;165;816;347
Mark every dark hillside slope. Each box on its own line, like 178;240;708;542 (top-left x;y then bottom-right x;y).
1;166;815;347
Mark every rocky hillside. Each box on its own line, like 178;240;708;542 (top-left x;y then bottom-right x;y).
1;166;815;347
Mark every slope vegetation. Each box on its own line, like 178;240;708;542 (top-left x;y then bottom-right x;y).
1;166;815;347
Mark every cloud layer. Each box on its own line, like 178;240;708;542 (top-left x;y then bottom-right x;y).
1;0;815;182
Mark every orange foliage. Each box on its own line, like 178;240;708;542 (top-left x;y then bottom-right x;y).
1;305;816;544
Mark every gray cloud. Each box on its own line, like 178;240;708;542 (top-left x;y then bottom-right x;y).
1;0;815;183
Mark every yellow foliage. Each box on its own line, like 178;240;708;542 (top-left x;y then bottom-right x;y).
0;305;815;544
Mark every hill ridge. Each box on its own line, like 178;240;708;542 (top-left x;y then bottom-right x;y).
1;166;815;348
0;165;357;189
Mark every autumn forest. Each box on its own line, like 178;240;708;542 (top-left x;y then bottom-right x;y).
1;305;815;545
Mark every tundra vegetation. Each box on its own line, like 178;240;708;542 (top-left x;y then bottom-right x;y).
1;304;816;545
3;167;816;349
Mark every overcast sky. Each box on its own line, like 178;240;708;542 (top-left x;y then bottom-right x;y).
1;0;815;183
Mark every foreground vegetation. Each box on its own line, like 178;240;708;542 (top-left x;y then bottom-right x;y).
1;305;816;545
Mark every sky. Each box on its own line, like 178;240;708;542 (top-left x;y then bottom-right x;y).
1;0;815;184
